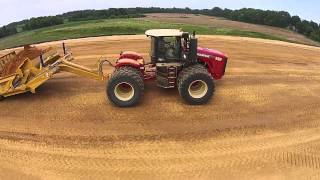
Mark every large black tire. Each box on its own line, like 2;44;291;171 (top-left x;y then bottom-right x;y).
177;64;215;105
107;67;144;107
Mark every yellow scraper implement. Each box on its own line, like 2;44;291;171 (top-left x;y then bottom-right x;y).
0;44;109;100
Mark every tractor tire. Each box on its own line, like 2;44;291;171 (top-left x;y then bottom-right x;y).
107;67;144;107
177;64;215;105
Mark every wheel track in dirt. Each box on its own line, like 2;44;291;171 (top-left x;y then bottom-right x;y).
1;128;320;174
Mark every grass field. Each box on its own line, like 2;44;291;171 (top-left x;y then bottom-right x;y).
0;18;290;50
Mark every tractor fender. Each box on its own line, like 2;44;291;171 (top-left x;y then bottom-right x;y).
115;58;143;69
119;51;143;60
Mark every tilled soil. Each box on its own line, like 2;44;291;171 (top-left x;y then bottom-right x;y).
142;13;320;47
0;35;320;179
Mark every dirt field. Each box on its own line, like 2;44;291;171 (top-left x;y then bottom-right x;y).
143;13;320;47
0;35;320;179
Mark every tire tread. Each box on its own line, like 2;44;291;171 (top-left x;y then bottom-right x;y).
177;64;215;105
107;67;144;107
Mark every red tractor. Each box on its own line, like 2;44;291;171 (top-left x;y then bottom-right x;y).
107;29;228;107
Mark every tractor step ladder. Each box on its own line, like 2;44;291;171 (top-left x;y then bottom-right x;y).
167;66;177;88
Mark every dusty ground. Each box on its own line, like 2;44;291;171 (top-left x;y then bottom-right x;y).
0;35;320;179
143;13;320;47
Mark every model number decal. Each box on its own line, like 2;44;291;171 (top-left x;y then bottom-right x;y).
215;57;223;61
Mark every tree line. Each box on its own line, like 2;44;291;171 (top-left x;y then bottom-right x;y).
23;16;64;31
62;9;144;21
0;25;17;38
0;7;319;42
200;7;320;42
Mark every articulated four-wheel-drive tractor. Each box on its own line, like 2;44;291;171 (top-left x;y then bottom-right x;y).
0;29;228;107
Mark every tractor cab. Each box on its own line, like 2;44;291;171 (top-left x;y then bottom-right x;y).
144;29;201;89
145;29;198;64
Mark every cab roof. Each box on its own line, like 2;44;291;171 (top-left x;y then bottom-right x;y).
145;29;185;37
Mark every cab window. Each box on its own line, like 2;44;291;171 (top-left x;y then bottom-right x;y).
158;37;180;60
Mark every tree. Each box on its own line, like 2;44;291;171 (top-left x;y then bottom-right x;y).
291;16;301;27
210;7;224;17
309;21;319;31
0;25;17;38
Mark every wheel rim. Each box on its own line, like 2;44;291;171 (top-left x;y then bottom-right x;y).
114;82;135;101
188;80;208;99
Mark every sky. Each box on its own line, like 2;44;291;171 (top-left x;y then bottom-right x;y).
1;0;319;26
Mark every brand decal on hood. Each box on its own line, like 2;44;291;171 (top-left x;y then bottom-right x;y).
197;53;211;58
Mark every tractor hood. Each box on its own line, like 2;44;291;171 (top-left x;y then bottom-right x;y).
197;47;228;80
197;47;227;59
